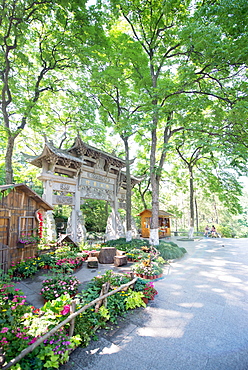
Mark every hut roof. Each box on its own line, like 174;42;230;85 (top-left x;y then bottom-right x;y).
137;209;175;217
0;183;53;211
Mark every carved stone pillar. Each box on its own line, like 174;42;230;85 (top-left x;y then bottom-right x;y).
105;208;125;241
76;210;87;243
67;181;82;242
44;210;57;242
42;179;53;205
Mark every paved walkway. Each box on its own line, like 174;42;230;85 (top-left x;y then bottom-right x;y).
59;237;248;370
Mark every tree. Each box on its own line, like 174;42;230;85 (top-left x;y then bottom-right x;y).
0;0;78;183
106;0;247;244
84;31;146;241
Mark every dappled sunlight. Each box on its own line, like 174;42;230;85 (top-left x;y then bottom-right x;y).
217;274;242;283
179;302;204;308
99;343;120;355
137;326;185;338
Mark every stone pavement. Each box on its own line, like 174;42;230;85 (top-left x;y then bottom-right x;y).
59;237;248;370
15;237;248;369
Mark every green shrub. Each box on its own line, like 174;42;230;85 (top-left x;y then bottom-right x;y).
102;238;150;252
157;241;187;260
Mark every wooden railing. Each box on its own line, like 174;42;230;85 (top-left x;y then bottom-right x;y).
2;276;137;370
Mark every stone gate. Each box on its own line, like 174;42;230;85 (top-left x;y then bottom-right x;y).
29;136;140;242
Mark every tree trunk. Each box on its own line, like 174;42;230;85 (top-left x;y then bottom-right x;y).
5;135;16;184
122;136;132;242
149;123;159;246
195;195;199;233
188;166;194;238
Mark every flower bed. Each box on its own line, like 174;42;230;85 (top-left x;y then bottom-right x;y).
0;269;159;369
41;275;81;301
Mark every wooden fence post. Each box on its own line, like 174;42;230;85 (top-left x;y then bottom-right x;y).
95;282;110;312
69;300;76;337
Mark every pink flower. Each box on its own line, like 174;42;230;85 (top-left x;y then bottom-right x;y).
1;327;9;333
60;305;70;315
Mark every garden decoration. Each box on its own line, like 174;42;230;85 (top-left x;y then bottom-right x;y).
35;210;44;239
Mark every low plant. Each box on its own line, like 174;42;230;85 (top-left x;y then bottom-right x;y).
91;270;131;289
38;252;57;267
8;257;40;278
41;275;81;301
0;278;32;329
126;248;147;261
133;277;147;292
101;238;150;252
125;289;146;309
18;235;39;245
37;330;82;368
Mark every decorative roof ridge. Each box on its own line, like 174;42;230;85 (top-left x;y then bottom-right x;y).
44;141;84;163
68;136;126;164
28;141;84;165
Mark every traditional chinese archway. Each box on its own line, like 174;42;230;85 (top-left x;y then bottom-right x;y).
29;136;140;242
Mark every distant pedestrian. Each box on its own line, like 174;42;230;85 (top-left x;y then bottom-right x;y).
204;225;210;237
211;225;217;237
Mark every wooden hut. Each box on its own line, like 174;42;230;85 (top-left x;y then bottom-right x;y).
0;184;53;272
137;209;174;238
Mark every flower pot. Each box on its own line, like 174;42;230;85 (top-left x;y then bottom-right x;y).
17;243;25;249
142;297;149;304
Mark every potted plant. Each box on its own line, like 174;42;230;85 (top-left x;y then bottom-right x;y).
143;282;158;300
41;275;81;301
132;260;163;279
17;235;39;248
10;257;40;278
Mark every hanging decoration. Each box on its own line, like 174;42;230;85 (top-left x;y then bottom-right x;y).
35;209;43;239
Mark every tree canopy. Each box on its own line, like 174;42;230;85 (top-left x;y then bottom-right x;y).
0;0;247;239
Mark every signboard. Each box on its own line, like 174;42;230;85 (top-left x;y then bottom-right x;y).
80;177;114;191
52;195;74;205
53;182;76;193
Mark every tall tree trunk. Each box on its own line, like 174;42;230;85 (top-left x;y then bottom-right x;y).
188;166;194;238
5;135;16;184
138;182;148;210
195;195;199;233
122;136;132;242
149;121;160;246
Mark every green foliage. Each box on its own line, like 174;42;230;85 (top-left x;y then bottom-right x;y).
125;289;146;309
133;277;147;292
81;200;110;232
156;241;187;260
8;257;41;278
102;238;150;252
